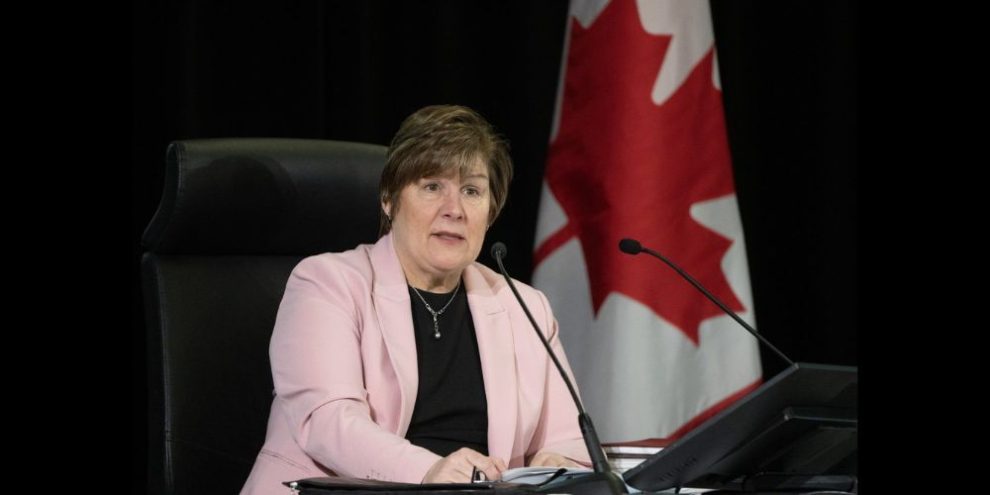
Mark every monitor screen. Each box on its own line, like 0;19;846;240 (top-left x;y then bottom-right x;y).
622;362;857;492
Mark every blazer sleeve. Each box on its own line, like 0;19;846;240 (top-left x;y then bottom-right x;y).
526;289;594;466
268;256;440;482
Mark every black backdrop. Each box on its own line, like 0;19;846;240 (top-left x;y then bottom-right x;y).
131;0;856;489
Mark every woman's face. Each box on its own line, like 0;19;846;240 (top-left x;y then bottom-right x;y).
385;159;492;290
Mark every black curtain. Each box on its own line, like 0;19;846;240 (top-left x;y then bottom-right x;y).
132;0;856;489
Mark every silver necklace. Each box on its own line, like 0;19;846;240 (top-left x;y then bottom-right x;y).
410;281;461;340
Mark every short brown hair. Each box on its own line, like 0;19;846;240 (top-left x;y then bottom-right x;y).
379;105;513;236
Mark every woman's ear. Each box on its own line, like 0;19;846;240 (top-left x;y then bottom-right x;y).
381;198;392;221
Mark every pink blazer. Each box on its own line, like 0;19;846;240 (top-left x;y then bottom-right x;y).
240;234;589;494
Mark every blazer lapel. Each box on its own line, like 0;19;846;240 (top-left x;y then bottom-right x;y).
463;264;519;465
369;234;419;436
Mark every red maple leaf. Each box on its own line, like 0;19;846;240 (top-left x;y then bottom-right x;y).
536;0;744;345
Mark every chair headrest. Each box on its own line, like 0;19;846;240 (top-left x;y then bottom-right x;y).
142;138;387;255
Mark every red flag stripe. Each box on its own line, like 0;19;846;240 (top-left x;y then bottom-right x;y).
533;222;576;268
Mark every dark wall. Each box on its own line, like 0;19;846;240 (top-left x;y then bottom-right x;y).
132;0;856;489
711;0;857;378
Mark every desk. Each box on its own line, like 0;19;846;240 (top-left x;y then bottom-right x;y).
287;477;855;494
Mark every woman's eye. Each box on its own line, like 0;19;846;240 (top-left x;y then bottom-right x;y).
424;182;441;192
464;187;480;196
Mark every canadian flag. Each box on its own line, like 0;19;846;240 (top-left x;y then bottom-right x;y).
533;0;762;442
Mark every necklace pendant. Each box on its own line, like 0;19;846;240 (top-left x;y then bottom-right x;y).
410;282;459;341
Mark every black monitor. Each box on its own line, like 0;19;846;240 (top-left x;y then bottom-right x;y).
622;362;857;492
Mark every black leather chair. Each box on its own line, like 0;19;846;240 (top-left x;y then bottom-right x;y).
141;138;387;495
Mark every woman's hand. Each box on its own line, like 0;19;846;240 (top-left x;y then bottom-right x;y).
422;447;507;483
528;451;583;468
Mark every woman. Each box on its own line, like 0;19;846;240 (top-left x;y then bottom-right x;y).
241;105;589;494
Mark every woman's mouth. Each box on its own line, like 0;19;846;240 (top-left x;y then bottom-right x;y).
432;231;465;242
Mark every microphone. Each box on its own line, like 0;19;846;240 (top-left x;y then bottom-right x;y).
618;237;794;367
490;242;626;495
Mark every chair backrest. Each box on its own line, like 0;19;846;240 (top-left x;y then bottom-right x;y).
141;138;387;495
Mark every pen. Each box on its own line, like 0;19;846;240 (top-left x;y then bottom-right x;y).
471;466;487;483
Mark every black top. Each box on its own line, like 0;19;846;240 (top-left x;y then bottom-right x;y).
404;283;489;457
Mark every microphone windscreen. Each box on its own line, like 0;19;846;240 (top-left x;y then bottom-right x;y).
490;242;508;261
619;238;642;255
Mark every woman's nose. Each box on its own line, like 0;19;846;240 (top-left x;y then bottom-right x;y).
440;189;465;219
